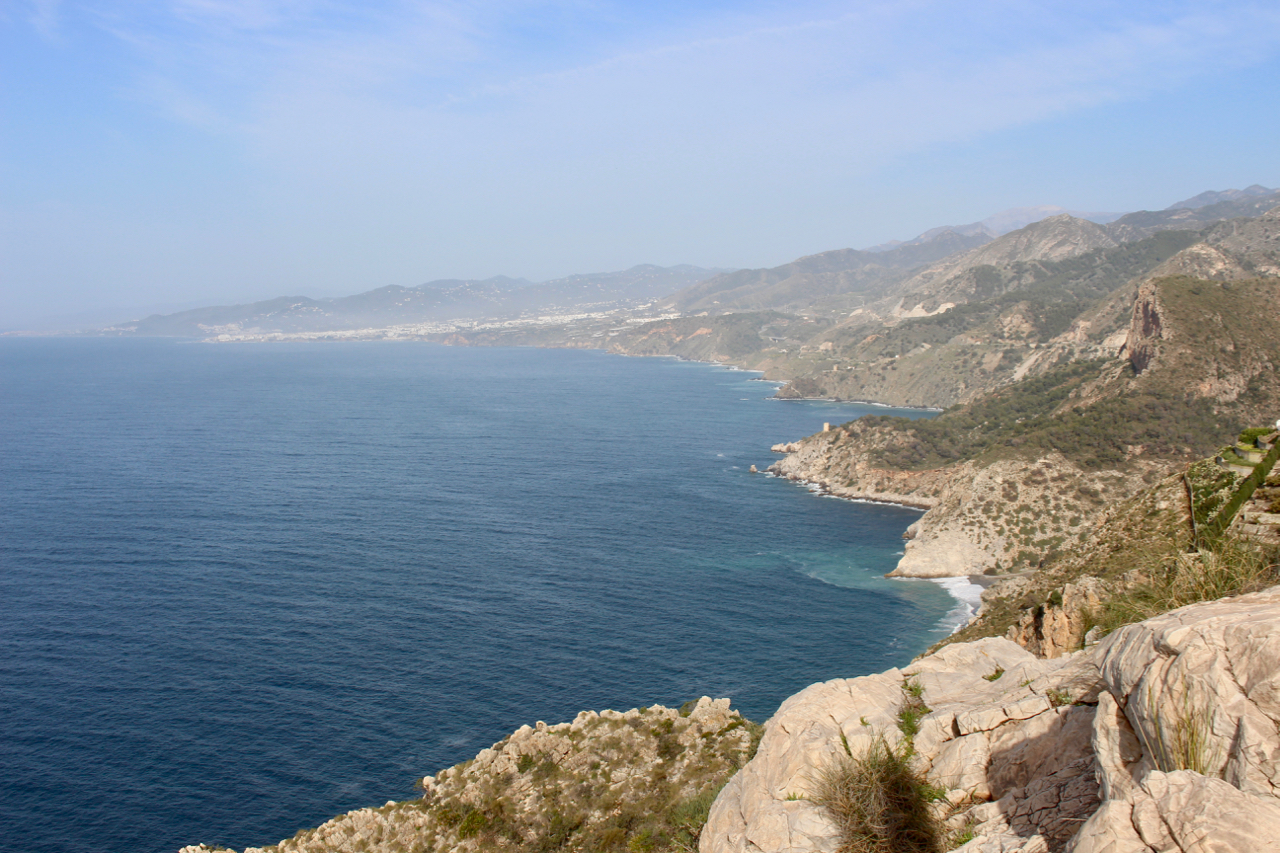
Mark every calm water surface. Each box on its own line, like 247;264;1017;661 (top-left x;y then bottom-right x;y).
0;338;951;853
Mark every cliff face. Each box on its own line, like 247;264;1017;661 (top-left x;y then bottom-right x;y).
701;587;1280;853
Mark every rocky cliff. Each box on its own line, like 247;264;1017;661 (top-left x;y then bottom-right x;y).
769;432;1153;578
701;587;1280;853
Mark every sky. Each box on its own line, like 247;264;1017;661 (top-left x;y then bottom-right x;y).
2;1;1280;330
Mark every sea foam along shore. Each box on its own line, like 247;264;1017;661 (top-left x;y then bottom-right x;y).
927;575;986;634
773;473;982;634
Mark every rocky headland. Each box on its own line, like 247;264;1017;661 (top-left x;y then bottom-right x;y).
182;699;760;853
180;553;1280;853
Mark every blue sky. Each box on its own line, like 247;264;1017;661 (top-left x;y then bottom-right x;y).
3;1;1279;329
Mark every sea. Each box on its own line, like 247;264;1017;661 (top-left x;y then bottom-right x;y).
0;338;972;853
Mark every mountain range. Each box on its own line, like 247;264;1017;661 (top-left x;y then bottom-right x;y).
100;186;1278;354
104;264;724;337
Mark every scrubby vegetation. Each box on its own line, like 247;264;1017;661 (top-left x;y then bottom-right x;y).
940;427;1280;652
1096;535;1280;634
860;357;1231;470
813;735;944;853
421;709;760;853
253;702;761;853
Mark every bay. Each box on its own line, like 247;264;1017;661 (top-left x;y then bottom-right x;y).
0;338;952;853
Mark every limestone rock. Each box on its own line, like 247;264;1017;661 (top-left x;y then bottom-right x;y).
701;637;1092;853
1096;586;1280;796
1006;577;1108;659
704;588;1280;853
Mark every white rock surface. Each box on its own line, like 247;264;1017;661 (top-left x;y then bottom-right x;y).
702;587;1280;853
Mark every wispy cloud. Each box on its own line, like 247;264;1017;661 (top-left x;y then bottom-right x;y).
27;0;63;38
83;1;1280;173
4;0;1280;324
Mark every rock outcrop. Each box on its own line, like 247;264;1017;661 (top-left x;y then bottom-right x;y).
181;699;758;853
1004;577;1107;659
701;586;1280;853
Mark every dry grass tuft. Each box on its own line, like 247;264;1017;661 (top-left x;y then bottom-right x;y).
1101;535;1279;632
1144;687;1222;776
812;736;943;853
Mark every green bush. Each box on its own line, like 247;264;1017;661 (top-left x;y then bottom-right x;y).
813;736;944;853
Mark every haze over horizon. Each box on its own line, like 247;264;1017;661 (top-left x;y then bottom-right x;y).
3;1;1280;330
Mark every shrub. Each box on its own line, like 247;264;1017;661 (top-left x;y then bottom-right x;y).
813;736;944;853
456;809;487;839
1046;689;1072;708
1099;535;1279;632
1239;427;1274;444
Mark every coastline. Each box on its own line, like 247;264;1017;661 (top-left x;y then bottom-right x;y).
764;470;986;634
763;469;935;511
771;392;944;411
644;352;980;633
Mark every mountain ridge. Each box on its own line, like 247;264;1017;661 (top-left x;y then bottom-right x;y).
103;265;726;337
89;186;1279;346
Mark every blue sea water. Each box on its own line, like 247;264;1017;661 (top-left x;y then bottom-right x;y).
0;338;954;853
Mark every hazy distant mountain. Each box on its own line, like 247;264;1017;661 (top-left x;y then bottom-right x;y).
660;186;1274;319
867;208;1122;254
609;202;1280;410
1106;189;1280;242
978;205;1126;234
106;265;724;337
877;214;1120;316
669;228;993;314
862;188;1276;257
100;184;1280;344
1166;184;1275;210
864;222;996;253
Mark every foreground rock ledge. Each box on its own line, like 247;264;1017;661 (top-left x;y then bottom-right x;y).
177;590;1280;853
180;697;755;853
702;586;1280;853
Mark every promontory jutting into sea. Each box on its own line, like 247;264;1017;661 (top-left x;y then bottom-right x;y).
4;186;1280;853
